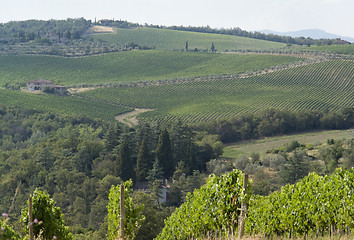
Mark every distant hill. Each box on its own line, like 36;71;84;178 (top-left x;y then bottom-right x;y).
260;29;354;43
90;27;287;51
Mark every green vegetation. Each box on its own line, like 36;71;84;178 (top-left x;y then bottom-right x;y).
91;27;288;51
1;18;353;240
223;129;354;159
0;89;130;121
108;180;145;240
80;60;354;124
246;169;354;238
156;169;250;239
0;51;299;86
22;189;72;240
298;44;354;55
0;105;352;239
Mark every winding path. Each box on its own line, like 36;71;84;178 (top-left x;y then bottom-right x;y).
114;108;155;127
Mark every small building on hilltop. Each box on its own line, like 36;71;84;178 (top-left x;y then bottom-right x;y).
27;79;53;90
27;79;66;95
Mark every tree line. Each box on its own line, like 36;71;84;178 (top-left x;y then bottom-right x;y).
196;108;353;143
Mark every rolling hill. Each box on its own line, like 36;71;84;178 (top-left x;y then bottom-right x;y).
78;59;354;123
89;27;288;51
0;51;300;86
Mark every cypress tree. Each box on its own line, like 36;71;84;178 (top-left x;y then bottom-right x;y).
155;129;174;178
105;123;122;152
117;140;134;181
136;138;151;182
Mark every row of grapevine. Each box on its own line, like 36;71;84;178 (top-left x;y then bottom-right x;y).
246;168;354;238
157;168;354;239
156;170;251;240
76;59;353;124
0;51;299;86
0;89;129;122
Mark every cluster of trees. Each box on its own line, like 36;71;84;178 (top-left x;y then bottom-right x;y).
197;108;353;143
230;138;354;196
0;105;220;238
0;18;91;43
94;19;140;29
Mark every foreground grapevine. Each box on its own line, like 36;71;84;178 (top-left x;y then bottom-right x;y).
156;170;251;240
246;168;354;238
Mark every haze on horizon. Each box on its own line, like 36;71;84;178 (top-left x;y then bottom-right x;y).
1;0;353;38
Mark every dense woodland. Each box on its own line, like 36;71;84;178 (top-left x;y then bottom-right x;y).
0;104;353;239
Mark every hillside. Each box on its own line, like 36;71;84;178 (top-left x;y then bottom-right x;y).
89;27;288;51
0;51;300;87
79;59;354;124
0;89;130;121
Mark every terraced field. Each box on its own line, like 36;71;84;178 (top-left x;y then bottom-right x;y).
0;51;300;86
79;60;354;123
90;27;288;51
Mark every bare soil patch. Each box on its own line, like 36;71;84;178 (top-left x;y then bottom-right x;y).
115;108;155;127
85;26;114;34
67;87;101;94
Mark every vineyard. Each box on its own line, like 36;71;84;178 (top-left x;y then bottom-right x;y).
0;89;130;121
157;168;354;239
299;44;354;55
0;51;299;87
89;27;287;51
79;59;354;124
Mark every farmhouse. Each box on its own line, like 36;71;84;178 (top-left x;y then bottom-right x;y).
27;79;66;95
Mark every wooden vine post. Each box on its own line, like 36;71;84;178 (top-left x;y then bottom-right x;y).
120;184;125;240
29;196;34;240
238;174;249;239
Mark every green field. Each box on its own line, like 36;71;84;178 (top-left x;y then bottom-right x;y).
90;27;288;51
0;51;300;86
78;60;354;123
298;44;354;55
0;89;130;121
222;129;354;158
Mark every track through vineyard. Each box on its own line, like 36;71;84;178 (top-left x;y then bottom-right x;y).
79;59;354;124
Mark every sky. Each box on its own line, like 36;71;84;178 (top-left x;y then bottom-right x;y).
1;0;353;38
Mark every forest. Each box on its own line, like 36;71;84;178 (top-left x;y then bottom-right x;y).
0;104;353;239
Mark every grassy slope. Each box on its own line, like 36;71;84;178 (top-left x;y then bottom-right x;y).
222;129;354;159
0;51;299;86
298;44;354;55
79;60;354;123
90;27;287;51
0;89;130;121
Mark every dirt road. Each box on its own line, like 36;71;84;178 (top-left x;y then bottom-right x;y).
114;108;154;127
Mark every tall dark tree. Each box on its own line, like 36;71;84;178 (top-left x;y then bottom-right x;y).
211;42;215;52
105;123;122;152
155;129;174;178
117;140;135;181
136;138;151;182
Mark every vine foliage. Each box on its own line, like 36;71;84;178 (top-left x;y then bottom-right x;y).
107;179;145;240
246;168;354;238
156;169;251;239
